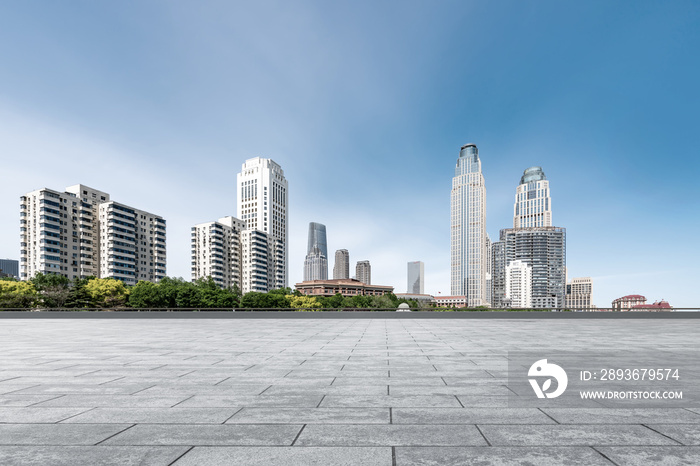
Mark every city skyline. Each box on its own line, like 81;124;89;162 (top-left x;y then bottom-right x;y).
0;1;698;307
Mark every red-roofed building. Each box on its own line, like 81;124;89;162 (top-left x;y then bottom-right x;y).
631;300;673;312
612;295;646;311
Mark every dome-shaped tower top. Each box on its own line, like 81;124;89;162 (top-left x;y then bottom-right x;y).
520;166;547;185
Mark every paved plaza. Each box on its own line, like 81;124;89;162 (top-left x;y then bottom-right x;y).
0;317;699;465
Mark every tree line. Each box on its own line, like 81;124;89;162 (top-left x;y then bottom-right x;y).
0;274;427;310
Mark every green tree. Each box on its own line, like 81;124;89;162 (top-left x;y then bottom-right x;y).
84;278;129;308
240;291;290;309
192;277;239;308
128;281;164;308
0;280;38;309
321;293;346;309
65;276;96;308
31;273;70;308
287;294;322;310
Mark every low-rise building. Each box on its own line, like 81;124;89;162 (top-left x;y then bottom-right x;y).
295;278;392;297
395;293;435;305
632;300;673;312
612;295;646;311
435;295;468;308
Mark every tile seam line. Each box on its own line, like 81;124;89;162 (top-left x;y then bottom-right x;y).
166;445;195;466
640;423;684;445
93;423;136;445
590;446;621;466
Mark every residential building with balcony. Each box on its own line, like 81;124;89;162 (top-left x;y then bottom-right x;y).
20;184;165;284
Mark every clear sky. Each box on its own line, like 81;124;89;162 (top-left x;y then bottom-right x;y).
1;1;698;308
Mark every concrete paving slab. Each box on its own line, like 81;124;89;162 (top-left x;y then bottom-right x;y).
0;395;63;407
0;446;189;466
395;446;613;465
393;407;555;424
0;423;131;445
479;424;680;446
33;394;191;408
543;408;700;424
226;407;390;424
0;407;91;423
320;395;462;408
596;446;700;465
296;424;487;446
103;424;302;445
61;407;239;424
172;446;392;465
177;395;323;408
645;424;700;445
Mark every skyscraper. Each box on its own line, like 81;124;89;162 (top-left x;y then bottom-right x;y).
407;261;424;294
333;249;349;279
304;222;328;281
450;143;488;305
514;167;552;228
20;184;166;284
236;157;288;288
356;260;371;285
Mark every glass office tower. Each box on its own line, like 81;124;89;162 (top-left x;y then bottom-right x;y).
303;222;328;281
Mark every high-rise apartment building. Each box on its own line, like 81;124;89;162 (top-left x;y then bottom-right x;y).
356;260;371;285
98;201;166;284
407;261;424;294
450;143;487;306
241;229;281;293
566;277;593;310
495;227;566;309
191;215;282;293
514;167;552;229
304;222;328;281
485;235;492;306
333;249;349;279
490;240;506;308
505;260;532;308
191;216;245;289
20;184;166;284
236;157;288;288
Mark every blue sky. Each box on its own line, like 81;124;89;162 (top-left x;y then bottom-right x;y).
1;1;698;307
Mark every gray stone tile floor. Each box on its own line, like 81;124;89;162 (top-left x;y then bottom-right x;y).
0;318;698;465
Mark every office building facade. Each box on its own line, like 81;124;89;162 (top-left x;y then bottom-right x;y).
236;157;288;288
20;184;165;284
407;261;424;294
565;277;593;310
333;249;349;279
0;259;19;279
513;166;552;229
356;260;371;285
450;143;488;306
